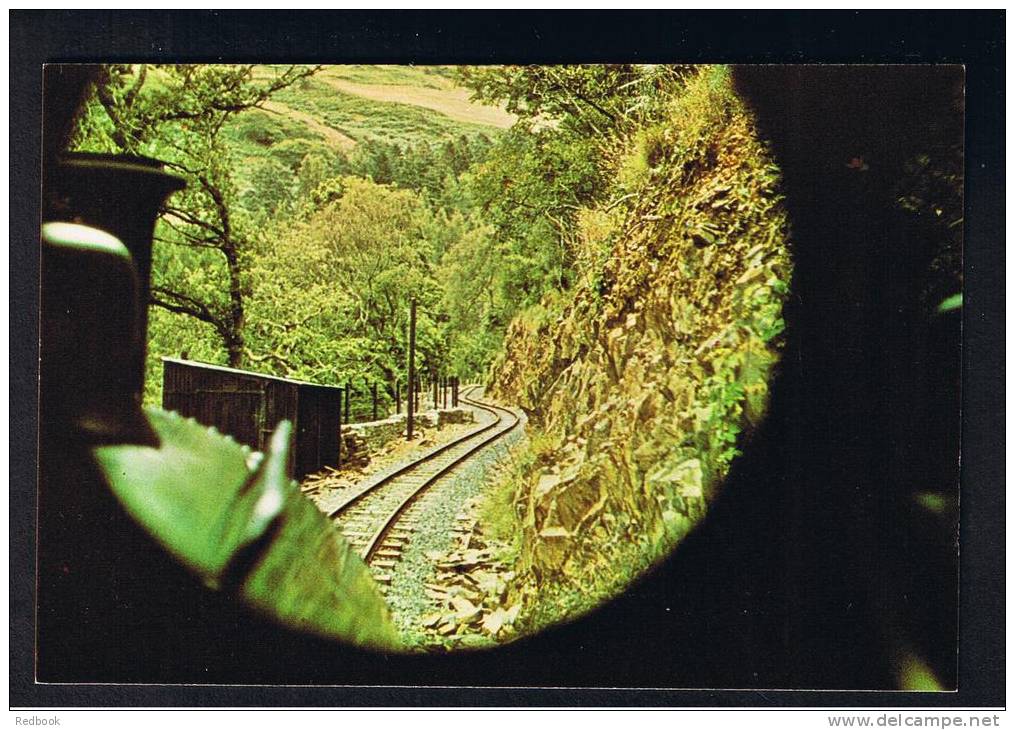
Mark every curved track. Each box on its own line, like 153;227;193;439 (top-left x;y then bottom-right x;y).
329;387;520;585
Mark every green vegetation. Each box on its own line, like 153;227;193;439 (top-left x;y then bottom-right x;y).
482;65;793;633
72;64;509;406
313;64;454;88
74;64;322;374
479;430;559;555
273;77;495;146
74;63;795;642
244;176;462;420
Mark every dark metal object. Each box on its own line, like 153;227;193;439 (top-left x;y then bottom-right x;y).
40;223;156;446
37;68;209;679
162;358;341;478
406;299;416;441
42;65;98;173
45;152;185;401
371;383;378;421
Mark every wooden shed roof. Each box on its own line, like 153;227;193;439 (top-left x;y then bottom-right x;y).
161;357;343;391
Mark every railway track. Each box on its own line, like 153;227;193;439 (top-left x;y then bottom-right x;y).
328;386;520;587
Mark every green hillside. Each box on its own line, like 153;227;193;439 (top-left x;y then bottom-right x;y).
221;64;513;230
70;64;516;407
231;64;511;157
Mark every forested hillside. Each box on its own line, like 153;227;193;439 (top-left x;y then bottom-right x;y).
72;64;515;415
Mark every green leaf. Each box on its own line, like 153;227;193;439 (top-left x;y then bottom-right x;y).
93;408;399;650
937;292;962;313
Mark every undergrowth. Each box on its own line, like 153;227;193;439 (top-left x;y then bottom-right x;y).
479;429;557;560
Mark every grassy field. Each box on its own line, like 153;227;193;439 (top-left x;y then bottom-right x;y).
245;64;513;154
260;99;357;151
316;66;515;130
255;63;456;89
318;64;456;89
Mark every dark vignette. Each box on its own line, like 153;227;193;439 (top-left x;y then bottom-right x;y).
10;10;1004;707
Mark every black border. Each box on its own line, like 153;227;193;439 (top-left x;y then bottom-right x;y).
10;10;1005;707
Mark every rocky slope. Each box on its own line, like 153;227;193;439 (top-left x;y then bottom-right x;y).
485;66;793;631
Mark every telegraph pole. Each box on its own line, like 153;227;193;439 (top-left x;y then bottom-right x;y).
407;298;417;441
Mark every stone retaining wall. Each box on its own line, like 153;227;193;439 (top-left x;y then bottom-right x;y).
346;407;474;451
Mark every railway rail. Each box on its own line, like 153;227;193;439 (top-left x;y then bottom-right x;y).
328;386;520;586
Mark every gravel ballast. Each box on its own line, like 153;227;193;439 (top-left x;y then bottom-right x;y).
383;393;528;648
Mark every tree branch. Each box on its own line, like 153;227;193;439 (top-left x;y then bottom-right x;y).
150;286;224;330
244;347;294;373
162;206;226;237
158;65;322;123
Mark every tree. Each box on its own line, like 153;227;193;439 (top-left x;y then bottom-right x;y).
73;63;320;367
456;64;691;140
437;223;504;376
455;64;694;308
244;177;447;392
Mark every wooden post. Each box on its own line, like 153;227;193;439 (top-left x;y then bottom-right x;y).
337;388;343;466
433;374;438;412
371;382;378;421
407;299;417;441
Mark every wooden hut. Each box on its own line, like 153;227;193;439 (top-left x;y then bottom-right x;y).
161;358;342;478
